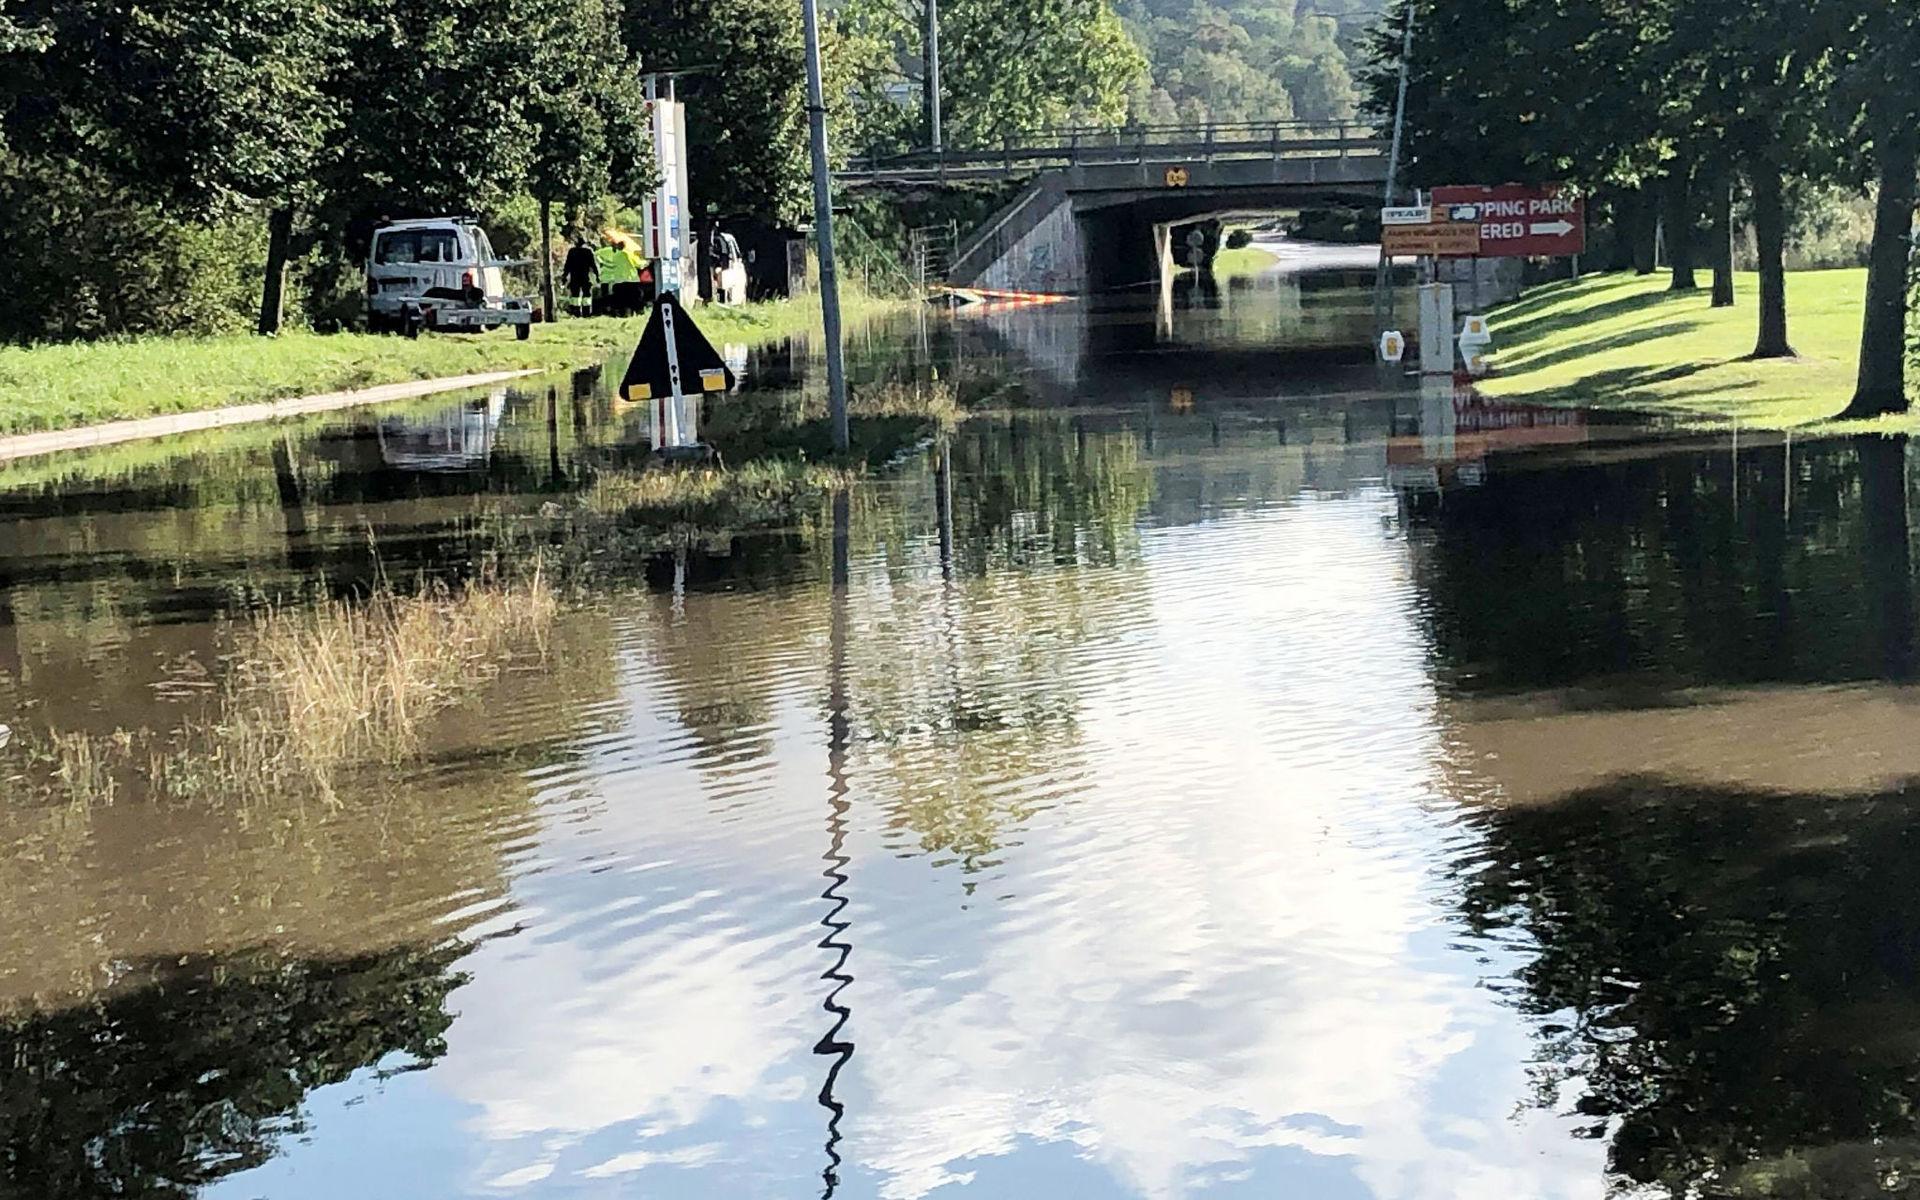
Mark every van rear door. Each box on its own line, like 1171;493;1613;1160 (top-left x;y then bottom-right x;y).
468;226;505;302
372;226;467;306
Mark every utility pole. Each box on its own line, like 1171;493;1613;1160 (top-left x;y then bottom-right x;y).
1373;0;1417;336
927;0;943;154
802;0;850;451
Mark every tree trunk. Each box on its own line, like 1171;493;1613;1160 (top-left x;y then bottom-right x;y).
538;196;557;322
1846;118;1920;418
1751;163;1794;358
257;206;293;336
1602;188;1634;272
1664;168;1697;291
1710;174;1735;307
1633;186;1659;275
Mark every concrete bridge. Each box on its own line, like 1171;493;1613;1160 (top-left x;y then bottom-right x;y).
841;122;1392;293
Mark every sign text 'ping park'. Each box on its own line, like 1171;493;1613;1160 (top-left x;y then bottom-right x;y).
1431;184;1585;257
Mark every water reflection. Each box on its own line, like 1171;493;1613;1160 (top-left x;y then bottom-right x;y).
0;944;467;1200
1406;433;1919;695
376;391;507;472
818;489;855;1196
1452;774;1920;1198
2;283;1919;1198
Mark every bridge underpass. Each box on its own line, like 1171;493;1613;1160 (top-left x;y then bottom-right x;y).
840;122;1391;294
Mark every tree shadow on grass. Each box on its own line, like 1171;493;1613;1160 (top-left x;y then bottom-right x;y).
1499;285;1698;351
1516;361;1736;410
1494;273;1647;328
1498;317;1707;377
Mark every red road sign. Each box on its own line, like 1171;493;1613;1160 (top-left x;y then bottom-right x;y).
1430;184;1585;257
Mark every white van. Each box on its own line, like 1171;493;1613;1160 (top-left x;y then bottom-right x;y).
366;217;534;338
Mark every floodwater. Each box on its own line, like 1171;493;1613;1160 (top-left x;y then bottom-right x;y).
3;249;1919;1200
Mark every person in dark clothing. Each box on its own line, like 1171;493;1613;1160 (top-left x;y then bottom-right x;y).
708;226;742;304
562;236;599;316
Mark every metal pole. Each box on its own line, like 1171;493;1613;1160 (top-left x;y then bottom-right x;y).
927;0;943;154
802;0;850;452
1383;2;1414;205
1373;0;1417;336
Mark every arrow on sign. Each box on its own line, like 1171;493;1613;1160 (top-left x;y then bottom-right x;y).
1529;220;1575;237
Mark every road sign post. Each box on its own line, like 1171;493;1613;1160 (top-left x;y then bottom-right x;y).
642;82;691;297
1418;283;1454;377
621;292;736;454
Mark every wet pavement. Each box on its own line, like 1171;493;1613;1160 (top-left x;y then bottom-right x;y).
2;252;1918;1199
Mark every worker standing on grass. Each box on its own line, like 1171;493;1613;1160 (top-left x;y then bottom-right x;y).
708;226;742;305
562;236;599;317
596;233;643;315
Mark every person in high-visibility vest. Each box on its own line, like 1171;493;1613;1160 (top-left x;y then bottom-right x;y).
595;238;641;315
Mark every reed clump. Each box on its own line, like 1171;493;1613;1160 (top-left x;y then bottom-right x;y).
19;570;558;806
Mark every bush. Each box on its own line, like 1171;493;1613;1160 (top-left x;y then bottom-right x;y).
1286;206;1380;244
0;155;266;344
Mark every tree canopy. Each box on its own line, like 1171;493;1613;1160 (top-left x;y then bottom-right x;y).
1363;0;1920;413
1120;0;1374;126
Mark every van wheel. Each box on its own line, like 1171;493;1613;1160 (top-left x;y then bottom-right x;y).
515;322;531;341
367;313;389;336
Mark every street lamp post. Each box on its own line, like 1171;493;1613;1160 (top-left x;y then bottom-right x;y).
927;0;943;154
1373;0;1417;336
801;0;850;452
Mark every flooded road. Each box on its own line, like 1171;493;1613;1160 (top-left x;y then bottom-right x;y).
3;261;1919;1199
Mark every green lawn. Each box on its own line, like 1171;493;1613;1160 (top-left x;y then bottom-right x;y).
1478;268;1897;430
1212;244;1281;277
0;294;905;437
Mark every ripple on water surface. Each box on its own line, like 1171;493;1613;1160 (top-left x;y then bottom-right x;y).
8;323;1920;1199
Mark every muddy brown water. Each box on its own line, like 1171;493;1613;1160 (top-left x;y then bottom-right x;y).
2;261;1919;1199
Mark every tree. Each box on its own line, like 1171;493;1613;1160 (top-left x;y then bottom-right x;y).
1664;0;1841;353
839;0;1144;152
0;0;658;340
624;0;811;224
2;0;343;334
1366;0;1858;366
0;2;47;155
523;0;650;318
1116;0;1374;127
1835;4;1920;418
1360;0;1667;193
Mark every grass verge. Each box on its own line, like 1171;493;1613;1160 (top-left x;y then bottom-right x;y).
1478;268;1894;430
0;292;909;438
1212;244;1281;277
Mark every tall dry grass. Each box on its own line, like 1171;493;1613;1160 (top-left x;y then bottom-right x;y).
584;459;858;527
24;570;558;806
849;379;959;420
208;570;557;797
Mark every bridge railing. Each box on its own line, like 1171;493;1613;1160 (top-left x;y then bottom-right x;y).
845;119;1386;178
